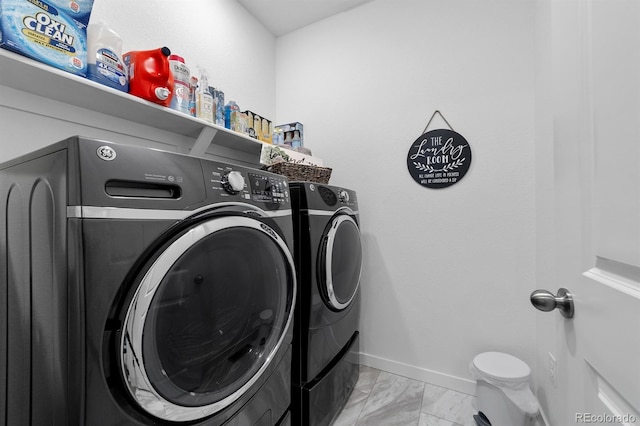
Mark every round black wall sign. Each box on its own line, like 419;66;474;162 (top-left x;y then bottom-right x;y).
406;129;472;189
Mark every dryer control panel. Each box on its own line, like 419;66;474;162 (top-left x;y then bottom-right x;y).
202;161;290;207
290;182;358;212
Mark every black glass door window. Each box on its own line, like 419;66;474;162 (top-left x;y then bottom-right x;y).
120;216;295;421
320;214;362;310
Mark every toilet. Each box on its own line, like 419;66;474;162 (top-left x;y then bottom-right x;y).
471;352;539;426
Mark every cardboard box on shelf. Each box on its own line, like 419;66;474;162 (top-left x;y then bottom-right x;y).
275;122;303;146
260;116;272;144
0;0;95;77
243;110;273;144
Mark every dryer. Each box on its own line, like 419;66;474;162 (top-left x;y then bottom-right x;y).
289;182;362;426
0;137;296;425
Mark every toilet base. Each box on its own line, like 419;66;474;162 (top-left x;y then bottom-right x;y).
476;381;536;426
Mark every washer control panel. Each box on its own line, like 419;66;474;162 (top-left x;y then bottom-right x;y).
203;161;290;206
247;171;288;204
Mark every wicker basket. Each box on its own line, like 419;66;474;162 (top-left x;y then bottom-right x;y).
267;161;332;184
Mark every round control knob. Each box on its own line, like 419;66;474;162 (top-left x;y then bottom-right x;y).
221;171;245;194
338;190;350;203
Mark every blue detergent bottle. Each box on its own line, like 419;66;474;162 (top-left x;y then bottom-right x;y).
224;100;239;129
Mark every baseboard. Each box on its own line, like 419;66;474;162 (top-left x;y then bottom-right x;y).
358;352;477;396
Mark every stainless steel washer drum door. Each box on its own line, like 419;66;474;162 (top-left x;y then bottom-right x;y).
319;210;362;311
120;216;296;422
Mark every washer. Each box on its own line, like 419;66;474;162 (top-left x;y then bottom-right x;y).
0;137;296;426
289;182;362;426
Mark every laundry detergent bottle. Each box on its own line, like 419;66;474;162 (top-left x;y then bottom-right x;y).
168;54;190;114
123;47;174;106
87;22;128;92
195;66;214;123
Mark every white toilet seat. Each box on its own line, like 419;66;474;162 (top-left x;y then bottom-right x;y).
473;351;531;383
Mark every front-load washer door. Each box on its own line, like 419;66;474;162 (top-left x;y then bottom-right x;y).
120;215;296;422
318;210;362;311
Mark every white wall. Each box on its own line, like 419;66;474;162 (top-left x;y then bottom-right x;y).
0;0;275;162
275;0;537;393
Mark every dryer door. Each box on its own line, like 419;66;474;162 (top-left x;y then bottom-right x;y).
318;211;362;311
120;215;296;422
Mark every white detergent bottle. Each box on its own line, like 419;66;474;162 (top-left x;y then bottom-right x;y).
169;55;191;114
196;66;214;124
87;21;128;92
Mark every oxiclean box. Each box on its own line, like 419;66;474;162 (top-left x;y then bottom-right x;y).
0;0;94;77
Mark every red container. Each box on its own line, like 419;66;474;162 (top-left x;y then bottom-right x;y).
123;47;174;107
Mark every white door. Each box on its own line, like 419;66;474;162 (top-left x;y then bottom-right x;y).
535;0;640;424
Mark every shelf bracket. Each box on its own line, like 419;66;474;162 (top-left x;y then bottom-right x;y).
190;126;219;157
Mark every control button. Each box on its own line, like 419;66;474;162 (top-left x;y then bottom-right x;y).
338;190;350;203
221;171;245;194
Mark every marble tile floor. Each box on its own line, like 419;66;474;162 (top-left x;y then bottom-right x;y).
332;366;476;426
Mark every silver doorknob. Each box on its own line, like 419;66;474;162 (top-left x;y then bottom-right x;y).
530;288;574;318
